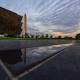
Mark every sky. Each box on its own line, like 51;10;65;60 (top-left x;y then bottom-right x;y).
0;0;80;37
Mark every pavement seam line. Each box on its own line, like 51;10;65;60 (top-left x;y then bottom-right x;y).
0;60;18;80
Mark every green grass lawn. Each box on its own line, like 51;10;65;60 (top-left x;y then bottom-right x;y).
0;37;31;40
0;37;17;40
0;37;76;40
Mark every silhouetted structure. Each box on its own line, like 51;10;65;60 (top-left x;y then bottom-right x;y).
58;36;62;39
75;33;80;40
0;49;22;64
0;7;22;36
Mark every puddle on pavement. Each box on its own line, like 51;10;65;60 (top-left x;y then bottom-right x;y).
0;43;73;77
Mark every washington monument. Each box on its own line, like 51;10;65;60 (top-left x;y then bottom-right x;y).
23;14;27;37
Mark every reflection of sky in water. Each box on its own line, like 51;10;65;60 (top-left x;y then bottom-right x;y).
26;43;73;57
0;43;73;76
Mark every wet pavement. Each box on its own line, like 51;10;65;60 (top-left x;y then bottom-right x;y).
0;65;10;80
19;42;80;80
0;40;73;80
0;40;72;50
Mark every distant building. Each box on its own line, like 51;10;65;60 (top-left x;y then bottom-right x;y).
0;7;22;36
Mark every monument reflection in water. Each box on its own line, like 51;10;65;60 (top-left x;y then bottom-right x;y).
21;48;27;64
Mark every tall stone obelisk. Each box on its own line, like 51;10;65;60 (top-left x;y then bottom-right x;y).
24;14;27;38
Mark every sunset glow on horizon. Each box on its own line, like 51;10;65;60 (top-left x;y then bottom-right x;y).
52;32;77;38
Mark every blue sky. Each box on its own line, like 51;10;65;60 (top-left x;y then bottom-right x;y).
0;0;80;37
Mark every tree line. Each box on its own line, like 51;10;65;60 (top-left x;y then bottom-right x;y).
20;33;53;39
4;33;80;40
18;33;80;40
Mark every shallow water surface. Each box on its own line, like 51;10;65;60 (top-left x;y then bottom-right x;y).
0;43;73;79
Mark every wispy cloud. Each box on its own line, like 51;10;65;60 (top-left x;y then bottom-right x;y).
0;0;80;36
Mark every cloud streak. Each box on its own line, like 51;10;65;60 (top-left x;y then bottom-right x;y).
0;0;80;36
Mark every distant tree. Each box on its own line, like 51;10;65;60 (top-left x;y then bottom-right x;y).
64;36;73;39
57;36;62;39
35;35;39;39
20;34;24;38
75;33;80;40
45;34;49;38
40;34;44;39
25;33;30;38
30;35;34;39
16;35;20;38
50;35;53;39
